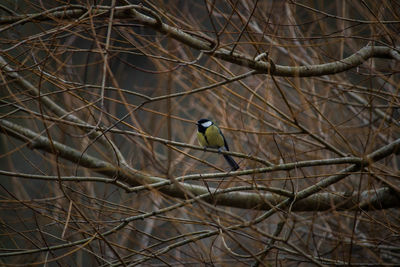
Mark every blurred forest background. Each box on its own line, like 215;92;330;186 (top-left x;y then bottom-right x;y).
0;0;399;266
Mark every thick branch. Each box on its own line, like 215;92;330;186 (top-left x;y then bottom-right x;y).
1;119;399;211
1;5;398;77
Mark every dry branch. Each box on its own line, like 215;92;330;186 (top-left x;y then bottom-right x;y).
1;4;399;76
1;118;399;211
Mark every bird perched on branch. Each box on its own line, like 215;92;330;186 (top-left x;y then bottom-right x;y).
196;118;239;171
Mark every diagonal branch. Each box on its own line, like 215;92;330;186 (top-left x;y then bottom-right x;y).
1;119;399;211
0;55;127;166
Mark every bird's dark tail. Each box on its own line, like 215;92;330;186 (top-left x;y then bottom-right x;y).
223;154;239;171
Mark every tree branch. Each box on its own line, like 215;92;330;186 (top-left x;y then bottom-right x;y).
1;4;398;77
1;119;399;211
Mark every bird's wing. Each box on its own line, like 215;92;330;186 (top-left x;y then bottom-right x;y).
220;130;230;151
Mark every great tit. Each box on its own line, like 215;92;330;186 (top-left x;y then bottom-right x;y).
196;118;239;171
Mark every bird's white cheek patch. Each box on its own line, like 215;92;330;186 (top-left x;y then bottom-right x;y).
201;121;212;127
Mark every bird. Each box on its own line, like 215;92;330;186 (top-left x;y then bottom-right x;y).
196;118;239;171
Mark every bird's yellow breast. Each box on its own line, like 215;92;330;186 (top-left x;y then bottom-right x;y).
197;125;225;148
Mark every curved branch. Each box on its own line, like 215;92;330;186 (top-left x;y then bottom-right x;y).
1;119;399;211
0;55;127;167
1;5;398;77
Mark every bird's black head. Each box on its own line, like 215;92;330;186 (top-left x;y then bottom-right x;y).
197;118;213;133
